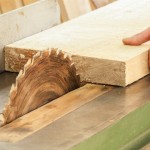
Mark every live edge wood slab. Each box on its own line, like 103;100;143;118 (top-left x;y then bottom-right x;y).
5;0;150;86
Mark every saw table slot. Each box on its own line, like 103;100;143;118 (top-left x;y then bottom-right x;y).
0;84;112;143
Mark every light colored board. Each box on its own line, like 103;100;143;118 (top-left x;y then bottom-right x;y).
22;0;37;5
0;84;112;143
89;0;97;10
57;0;94;22
92;0;116;8
63;0;93;20
57;0;69;22
0;0;60;72
0;3;1;13
13;0;23;8
0;0;20;13
5;0;150;86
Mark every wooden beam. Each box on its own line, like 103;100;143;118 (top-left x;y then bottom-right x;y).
0;0;60;72
4;0;150;86
22;0;37;5
0;84;112;143
62;0;93;20
57;0;69;22
0;0;18;13
13;0;23;8
92;0;116;8
57;0;95;22
0;4;2;14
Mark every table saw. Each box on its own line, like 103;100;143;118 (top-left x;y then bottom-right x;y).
1;0;150;150
0;71;150;150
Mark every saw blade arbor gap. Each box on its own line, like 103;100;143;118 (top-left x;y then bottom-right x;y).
0;49;80;126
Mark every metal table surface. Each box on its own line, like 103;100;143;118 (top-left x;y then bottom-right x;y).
0;72;17;112
0;72;150;150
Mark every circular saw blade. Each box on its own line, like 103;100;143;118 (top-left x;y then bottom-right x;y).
1;49;80;126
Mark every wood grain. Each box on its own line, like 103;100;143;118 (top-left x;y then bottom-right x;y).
0;84;112;143
62;0;93;20
22;0;37;5
4;0;150;86
92;0;116;8
1;49;80;126
57;0;69;22
0;0;20;13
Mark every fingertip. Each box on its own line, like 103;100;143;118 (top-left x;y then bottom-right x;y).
122;38;129;45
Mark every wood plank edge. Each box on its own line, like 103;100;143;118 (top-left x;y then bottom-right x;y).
5;47;126;86
125;51;150;86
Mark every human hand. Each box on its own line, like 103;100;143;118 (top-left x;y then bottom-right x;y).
123;27;150;46
122;27;150;67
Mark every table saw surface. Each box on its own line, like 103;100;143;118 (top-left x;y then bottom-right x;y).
0;72;150;150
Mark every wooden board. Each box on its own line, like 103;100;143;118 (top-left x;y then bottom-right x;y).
22;0;37;5
57;0;95;22
0;84;112;143
0;5;2;14
0;0;22;13
57;0;69;22
62;0;93;20
5;0;150;86
0;0;60;72
92;0;116;8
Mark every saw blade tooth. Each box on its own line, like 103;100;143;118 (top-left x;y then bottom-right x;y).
24;58;32;72
50;48;57;57
33;51;41;59
56;49;60;56
76;74;80;84
65;55;72;65
57;50;65;60
42;50;51;58
9;84;16;97
31;52;41;65
70;63;76;71
16;70;23;81
63;53;68;59
9;84;17;105
0;114;5;126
